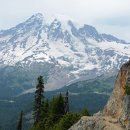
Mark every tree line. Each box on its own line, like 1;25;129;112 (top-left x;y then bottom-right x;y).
16;76;89;130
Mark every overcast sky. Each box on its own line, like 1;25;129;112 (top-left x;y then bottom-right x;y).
0;0;130;41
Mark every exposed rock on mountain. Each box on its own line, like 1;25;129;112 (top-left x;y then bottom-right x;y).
69;60;130;130
0;13;130;92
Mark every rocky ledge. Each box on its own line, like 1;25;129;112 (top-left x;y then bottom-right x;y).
69;60;130;130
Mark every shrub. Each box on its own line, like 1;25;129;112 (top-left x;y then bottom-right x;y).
125;85;130;95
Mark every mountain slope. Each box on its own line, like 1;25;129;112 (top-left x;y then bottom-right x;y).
0;13;130;92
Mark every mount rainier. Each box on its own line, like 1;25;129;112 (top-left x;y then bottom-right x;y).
0;13;130;94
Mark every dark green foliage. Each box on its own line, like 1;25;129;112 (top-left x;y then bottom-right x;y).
125;85;130;95
16;111;23;130
52;113;80;130
80;108;90;116
31;94;66;130
42;99;49;119
33;76;44;125
31;113;82;130
44;114;57;130
44;94;65;129
30;122;45;130
49;94;65;117
31;91;90;130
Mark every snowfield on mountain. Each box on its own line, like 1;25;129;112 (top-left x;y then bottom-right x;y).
0;13;130;91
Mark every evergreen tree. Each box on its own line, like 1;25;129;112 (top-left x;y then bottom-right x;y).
33;76;44;126
50;94;65;116
16;111;23;130
43;94;65;129
42;99;49;121
44;99;49;114
64;90;69;114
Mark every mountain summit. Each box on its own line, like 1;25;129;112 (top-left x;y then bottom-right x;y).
0;13;130;91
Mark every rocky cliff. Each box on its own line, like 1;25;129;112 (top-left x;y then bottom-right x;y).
69;60;130;130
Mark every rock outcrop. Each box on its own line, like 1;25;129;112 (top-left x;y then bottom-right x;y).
69;60;130;130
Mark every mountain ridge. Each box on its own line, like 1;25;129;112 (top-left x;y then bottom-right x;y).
0;13;130;91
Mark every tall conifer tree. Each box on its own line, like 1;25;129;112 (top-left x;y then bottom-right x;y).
33;76;44;125
16;111;23;130
64;90;69;114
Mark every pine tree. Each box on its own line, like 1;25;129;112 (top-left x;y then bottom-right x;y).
64;90;69;114
16;111;23;130
58;93;65;116
33;76;44;126
42;99;49;121
52;94;64;116
42;94;65;130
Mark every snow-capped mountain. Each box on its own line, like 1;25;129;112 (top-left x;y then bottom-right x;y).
0;13;130;91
